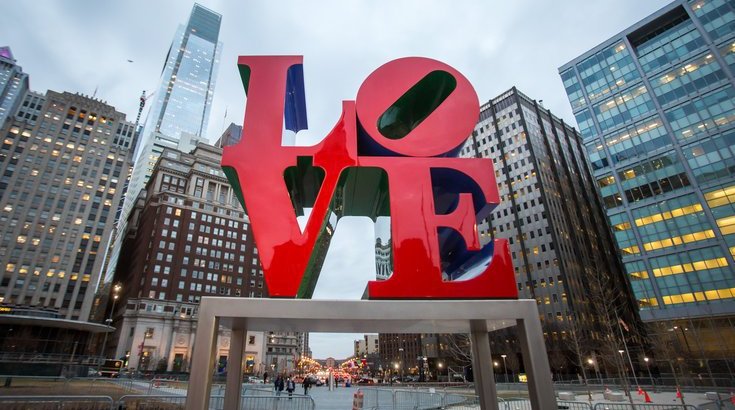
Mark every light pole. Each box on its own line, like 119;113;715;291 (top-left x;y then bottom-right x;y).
618;349;633;396
493;361;499;383
398;347;404;382
99;283;122;363
437;362;443;382
588;358;601;384
644;357;655;391
501;354;508;383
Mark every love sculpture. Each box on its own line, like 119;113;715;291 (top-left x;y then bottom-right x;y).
221;56;517;299
186;56;555;410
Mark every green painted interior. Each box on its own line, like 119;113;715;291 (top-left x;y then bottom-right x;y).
377;70;456;140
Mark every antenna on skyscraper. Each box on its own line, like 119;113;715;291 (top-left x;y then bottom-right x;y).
221;106;228;134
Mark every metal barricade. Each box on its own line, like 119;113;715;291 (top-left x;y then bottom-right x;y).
557;401;594;410
502;398;533;410
443;392;483;409
697;397;735;410
239;394;316;410
0;395;114;409
393;388;443;409
243;384;280;396
147;378;189;395
593;403;698;410
361;387;396;409
69;377;136;394
118;393;315;410
500;399;592;410
118;394;186;409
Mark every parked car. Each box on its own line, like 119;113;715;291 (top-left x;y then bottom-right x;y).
315;378;324;386
99;359;123;378
357;378;375;385
247;376;264;383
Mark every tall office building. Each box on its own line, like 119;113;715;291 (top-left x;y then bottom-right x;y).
560;0;735;374
0;91;133;362
0;47;29;127
105;3;222;285
14;91;46;127
109;142;267;370
215;123;242;148
134;3;222;162
454;87;645;378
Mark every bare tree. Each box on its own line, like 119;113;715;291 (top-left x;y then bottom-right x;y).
585;268;637;406
568;320;593;401
549;350;568;381
443;334;472;367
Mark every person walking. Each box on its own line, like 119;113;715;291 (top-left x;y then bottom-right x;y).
286;376;296;399
274;375;284;398
302;376;311;395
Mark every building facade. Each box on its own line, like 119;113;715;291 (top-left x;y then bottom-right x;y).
110;142;268;371
378;334;422;378
106;3;222;286
560;0;735;375
455;87;645;379
354;334;379;357
0;47;28;127
265;331;302;375
114;298;266;375
0;90;133;362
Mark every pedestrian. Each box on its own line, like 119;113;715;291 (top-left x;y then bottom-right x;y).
302;376;311;395
286;376;296;399
263;371;268;384
275;375;284;398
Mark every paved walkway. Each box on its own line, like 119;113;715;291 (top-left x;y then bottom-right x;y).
306;385;361;409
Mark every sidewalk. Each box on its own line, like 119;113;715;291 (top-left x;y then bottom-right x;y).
307;385;361;409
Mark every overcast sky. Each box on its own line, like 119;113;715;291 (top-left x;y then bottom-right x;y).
2;0;671;359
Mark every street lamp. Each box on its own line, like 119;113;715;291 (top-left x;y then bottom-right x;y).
644;357;655;391
501;354;508;383
617;349;629;388
437;362;443;381
100;283;122;363
588;357;602;384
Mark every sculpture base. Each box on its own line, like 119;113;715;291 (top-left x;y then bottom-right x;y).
185;297;556;410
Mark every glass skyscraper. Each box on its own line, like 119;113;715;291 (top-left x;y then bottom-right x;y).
0;47;29;127
560;0;735;374
106;4;222;283
133;3;222;162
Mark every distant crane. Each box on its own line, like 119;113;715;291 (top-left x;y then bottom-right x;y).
135;90;155;126
129;90;156;157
